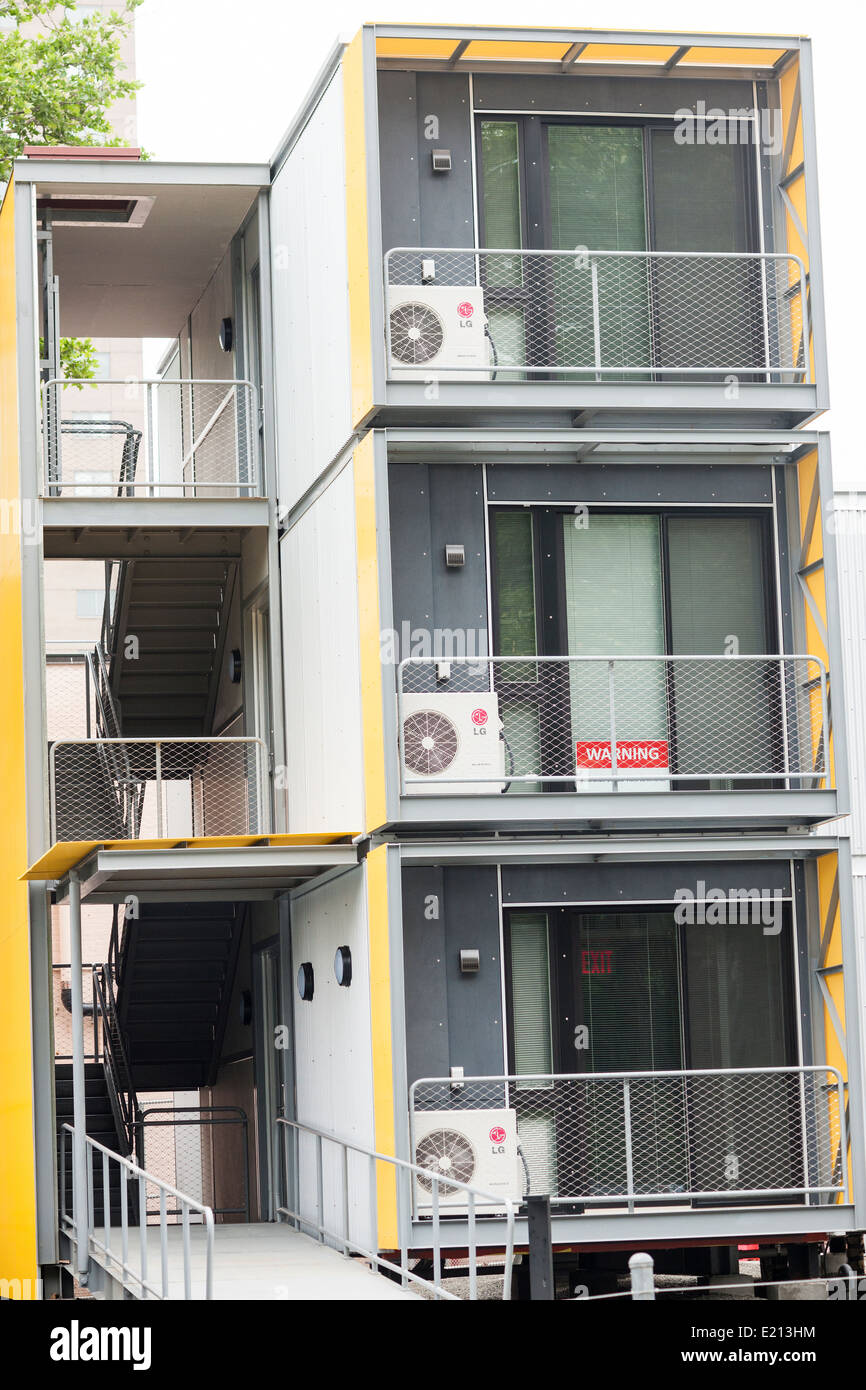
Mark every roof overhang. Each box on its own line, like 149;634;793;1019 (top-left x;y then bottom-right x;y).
370;24;803;81
24;834;361;902
13;159;270;337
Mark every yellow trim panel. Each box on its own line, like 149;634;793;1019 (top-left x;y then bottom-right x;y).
0;178;39;1296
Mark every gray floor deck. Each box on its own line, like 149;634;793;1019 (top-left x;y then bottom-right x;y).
93;1222;420;1301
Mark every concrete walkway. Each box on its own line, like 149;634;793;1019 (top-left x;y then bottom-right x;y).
96;1223;420;1301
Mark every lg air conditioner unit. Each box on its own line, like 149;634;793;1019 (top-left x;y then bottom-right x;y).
413;1108;521;1217
387;284;490;379
401;691;504;795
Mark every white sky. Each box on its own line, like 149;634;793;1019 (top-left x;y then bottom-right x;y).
135;0;865;487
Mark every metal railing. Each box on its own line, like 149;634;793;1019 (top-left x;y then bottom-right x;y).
42;378;261;497
60;1124;215;1299
136;1106;250;1223
277;1116;516;1301
385;248;810;381
410;1067;848;1213
52;963;99;1062
92;964;140;1160
397;654;829;794
49;735;271;842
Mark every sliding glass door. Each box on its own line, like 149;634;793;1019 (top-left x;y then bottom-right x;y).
505;905;797;1204
490;507;777;790
478;116;759;376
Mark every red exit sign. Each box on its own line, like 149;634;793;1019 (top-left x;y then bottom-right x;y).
576;739;669;770
581;948;613;976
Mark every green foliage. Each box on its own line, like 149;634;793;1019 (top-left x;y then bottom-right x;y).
0;0;141;181
39;334;99;386
59;335;98;385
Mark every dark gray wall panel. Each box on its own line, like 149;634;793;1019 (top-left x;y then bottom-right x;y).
378;71;475;254
416;74;475;249
472;74;758;116
502;860;792;905
389;462;488;664
378;71;421;252
486;462;774;505
402;867;450;1085
402;866;503;1085
443;868;503;1077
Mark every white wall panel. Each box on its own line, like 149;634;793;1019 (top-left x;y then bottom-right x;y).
831;501;866;851
269;73;352;511
291;868;375;1251
280;461;364;831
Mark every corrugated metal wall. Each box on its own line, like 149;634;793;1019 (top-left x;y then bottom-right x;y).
831;498;866;850
270;70;352;512
280;461;364;832
291;867;376;1251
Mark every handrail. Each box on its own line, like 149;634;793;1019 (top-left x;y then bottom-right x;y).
277;1116;516;1301
397;652;830;793
92;963;141;1161
384;246;811;381
409;1066;848;1211
41;377;261;497
49;734;272;842
60;1123;215;1299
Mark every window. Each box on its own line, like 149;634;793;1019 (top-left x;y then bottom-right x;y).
477;116;759;376
75;590;104;619
490;506;776;789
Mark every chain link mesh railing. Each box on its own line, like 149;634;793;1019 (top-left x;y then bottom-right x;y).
385;248;809;381
49;736;270;842
42;379;260;497
410;1067;846;1212
136;1105;249;1223
397;655;829;794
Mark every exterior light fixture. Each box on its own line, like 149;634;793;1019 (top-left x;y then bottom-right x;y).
445;543;465;568
297;962;314;1002
219;317;233;352
459;949;480;973
229;649;242;683
334;946;352;987
431;149;452;172
239;989;252;1025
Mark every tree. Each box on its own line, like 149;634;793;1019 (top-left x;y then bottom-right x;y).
1;0;141;183
2;1;142;379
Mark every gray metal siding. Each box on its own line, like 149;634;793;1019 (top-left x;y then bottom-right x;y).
402;866;503;1085
830;500;866;852
486;462;775;505
388;462;488;662
472;73;757;115
501;860;792;905
378;71;475;254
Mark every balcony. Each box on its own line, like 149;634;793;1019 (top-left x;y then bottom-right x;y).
41;378;261;500
409;1067;847;1218
49;735;270;844
383;248;814;426
396;654;833;829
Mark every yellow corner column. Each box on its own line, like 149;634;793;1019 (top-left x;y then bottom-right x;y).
0;179;39;1295
366;843;398;1249
343;29;375;429
354;433;388;832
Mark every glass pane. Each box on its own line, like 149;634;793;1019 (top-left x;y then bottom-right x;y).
480;120;523;289
649;131;758;375
509;913;553;1076
667;516;773;784
492;511;536;658
547;125;650;375
562;514;667;789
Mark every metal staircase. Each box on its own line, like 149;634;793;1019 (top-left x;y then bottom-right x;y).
111;902;246;1092
104;558;237;739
